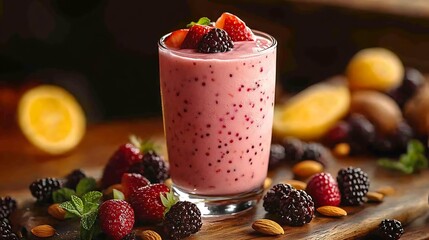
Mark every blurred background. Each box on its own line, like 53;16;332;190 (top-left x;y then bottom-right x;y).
1;0;429;128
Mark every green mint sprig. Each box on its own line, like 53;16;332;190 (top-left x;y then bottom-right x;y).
60;191;103;240
186;17;211;28
377;139;428;174
53;177;97;203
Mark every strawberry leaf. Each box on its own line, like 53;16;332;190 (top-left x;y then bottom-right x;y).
161;188;179;215
113;189;125;200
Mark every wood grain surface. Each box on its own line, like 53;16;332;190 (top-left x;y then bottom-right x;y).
1;118;428;239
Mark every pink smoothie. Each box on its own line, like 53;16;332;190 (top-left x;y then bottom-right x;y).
159;31;277;195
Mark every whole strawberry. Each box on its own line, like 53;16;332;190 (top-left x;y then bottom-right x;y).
181;24;212;49
129;183;176;223
121;173;150;200
101;143;143;189
306;172;341;207
99;199;135;240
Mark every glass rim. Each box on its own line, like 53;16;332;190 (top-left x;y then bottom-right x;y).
158;29;277;59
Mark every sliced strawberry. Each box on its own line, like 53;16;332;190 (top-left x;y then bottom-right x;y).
164;29;189;48
180;24;212;49
215;12;254;41
121;173;150;200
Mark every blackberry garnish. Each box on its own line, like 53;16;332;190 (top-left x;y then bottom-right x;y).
163;201;202;240
281;137;306;162
269;144;286;168
263;183;294;214
64;169;86;189
336;167;370;206
277;190;315;226
377;219;404;240
0;196;17;218
29;178;61;203
0;218;18;240
301;142;329;166
197;28;233;53
129;151;169;183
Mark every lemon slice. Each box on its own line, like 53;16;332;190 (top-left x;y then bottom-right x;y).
273;81;350;141
18;85;86;155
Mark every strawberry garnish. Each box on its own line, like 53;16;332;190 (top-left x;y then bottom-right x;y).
215;12;254;41
99;199;135;240
181;17;212;49
165;29;189;48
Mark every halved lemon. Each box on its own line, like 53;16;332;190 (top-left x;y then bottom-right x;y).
273;80;350;141
18;85;86;155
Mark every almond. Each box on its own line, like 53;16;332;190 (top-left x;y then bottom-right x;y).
281;179;307;190
317;206;347;217
375;186;395;196
366;191;384;202
333;143;350;157
263;177;272;189
252;219;284;235
31;225;56;238
48;203;66;220
292;160;323;179
139;230;162;240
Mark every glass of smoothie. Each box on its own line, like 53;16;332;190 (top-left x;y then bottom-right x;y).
158;13;277;217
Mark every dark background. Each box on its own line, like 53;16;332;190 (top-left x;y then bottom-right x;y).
1;0;429;125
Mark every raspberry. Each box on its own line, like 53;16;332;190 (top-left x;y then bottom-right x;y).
306;172;341;207
129;151;169;183
29;178;61;203
278;190;315;226
64;169;86;189
263;184;314;226
163;201;202;240
0;196;17;218
99;199;135;240
281;137;305;162
0;219;18;240
197;28;233;53
377;219;404;240
336;167;370;206
263;183;294;214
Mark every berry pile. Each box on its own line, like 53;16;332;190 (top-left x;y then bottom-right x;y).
164;12;254;52
269;137;332;168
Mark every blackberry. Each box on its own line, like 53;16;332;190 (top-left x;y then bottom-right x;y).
301;142;329;166
0;209;8;223
163;201;202;240
377;219;404;240
29;178;61;203
0;218;18;240
281;137;306;162
268;144;286;168
122;232;137;240
64;169;86;189
129;151;169;183
263;183;294;214
336;167;370;206
197;28;233;53
0;196;17;218
347;114;376;154
279;190;314;226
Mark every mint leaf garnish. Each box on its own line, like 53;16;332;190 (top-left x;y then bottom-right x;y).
60;191;103;240
186;17;211;28
377;139;428;174
76;177;97;196
53;187;76;203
